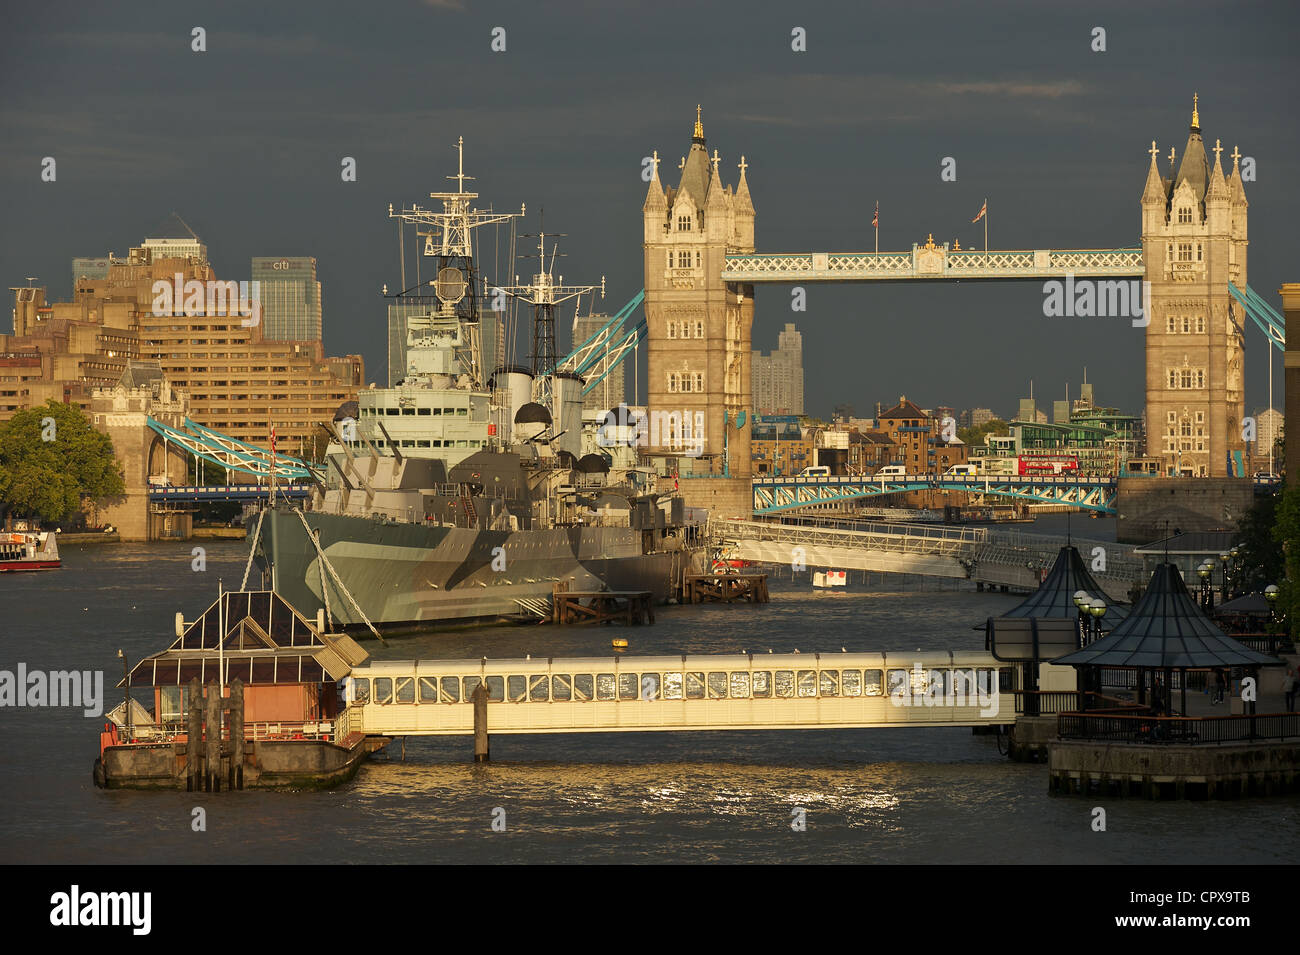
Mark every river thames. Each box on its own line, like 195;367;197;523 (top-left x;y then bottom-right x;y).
3;522;1296;864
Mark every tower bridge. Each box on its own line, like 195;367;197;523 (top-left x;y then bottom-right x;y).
639;99;1261;513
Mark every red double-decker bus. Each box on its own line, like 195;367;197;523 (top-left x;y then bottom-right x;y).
1017;453;1079;476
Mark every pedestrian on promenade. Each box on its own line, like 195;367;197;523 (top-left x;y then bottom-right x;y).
1213;669;1227;705
1283;668;1298;712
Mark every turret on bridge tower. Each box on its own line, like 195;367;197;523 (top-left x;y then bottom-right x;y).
643;107;756;510
1141;95;1249;477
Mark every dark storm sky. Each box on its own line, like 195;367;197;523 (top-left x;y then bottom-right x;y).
3;0;1297;420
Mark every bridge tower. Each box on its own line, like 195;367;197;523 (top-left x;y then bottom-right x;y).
1141;96;1248;477
643;108;756;510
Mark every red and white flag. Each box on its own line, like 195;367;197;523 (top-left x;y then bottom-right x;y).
971;199;987;223
871;202;878;229
270;426;277;455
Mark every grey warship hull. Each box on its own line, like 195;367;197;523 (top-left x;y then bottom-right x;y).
256;506;701;631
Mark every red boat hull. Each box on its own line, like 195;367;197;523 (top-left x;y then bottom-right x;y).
0;559;61;572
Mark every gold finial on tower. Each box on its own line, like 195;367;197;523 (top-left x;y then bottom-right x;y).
1191;92;1199;129
694;104;704;140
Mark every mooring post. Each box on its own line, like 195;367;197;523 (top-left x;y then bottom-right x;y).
205;679;221;792
229;679;244;791
186;677;202;791
472;682;490;763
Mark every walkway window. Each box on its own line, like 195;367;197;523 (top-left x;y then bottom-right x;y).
928;670;950;696
618;673;640;701
797;670;818;698
419;677;438;702
752;671;771;698
574;674;594;701
440;676;459;702
508;675;528;702
863;670;884;696
819;671;840;697
596;673;617;701
395;677;415;703
486;676;504;701
730;672;751;698
775;670;795;698
953;669;976;699
353;678;370;703
528;675;549;702
640;673;660;701
662;672;683;699
842;669;862;697
374;678;393;704
686;672;706;699
708;672;729;699
551;674;572;701
887;669;908;697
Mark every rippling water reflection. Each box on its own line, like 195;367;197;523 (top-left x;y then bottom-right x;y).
2;534;1296;864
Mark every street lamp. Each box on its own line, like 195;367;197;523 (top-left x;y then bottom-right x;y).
1265;583;1280;623
1088;596;1107;644
1197;562;1213;612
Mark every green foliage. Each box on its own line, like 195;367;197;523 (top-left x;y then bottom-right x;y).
0;401;125;523
958;418;1009;448
1274;482;1300;632
1236;491;1283;591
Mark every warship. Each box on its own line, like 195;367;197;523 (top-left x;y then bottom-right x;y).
252;140;704;631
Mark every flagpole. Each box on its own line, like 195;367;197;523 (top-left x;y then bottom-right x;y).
985;198;988;252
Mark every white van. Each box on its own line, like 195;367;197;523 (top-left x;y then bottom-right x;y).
799;466;830;477
875;465;907;477
944;464;978;476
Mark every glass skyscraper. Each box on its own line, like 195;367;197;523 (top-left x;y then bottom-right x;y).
251;257;322;341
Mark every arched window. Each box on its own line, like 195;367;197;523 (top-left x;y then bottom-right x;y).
677;215;691;232
1178;207;1192;224
695;251;701;267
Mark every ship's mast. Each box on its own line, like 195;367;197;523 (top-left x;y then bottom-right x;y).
498;212;604;415
386;137;524;387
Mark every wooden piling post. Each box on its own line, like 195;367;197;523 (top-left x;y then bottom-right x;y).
205;679;221;792
472;682;490;762
186;677;202;791
228;679;244;791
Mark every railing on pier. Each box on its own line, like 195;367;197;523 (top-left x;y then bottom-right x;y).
1057;711;1300;745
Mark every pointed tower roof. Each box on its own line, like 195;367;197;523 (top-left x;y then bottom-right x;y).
1229;144;1249;205
1174;94;1210;201
1141;140;1166;203
676;105;712;207
643;150;666;211
705;148;728;209
998;545;1128;629
1206;137;1229;200
735;155;754;213
1054;564;1278;669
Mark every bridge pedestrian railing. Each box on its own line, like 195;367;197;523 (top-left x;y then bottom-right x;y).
1056;711;1300;745
708;517;983;559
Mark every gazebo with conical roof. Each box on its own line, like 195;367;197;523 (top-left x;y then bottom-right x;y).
1055;563;1279;715
998;544;1128;630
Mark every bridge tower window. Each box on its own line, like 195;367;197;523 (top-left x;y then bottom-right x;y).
677;215;691;232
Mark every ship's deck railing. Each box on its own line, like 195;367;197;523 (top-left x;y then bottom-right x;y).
109;719;336;745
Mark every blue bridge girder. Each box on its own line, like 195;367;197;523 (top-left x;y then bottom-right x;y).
752;474;1119;515
148;484;312;503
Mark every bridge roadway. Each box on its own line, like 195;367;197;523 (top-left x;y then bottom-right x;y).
753;473;1119;515
339;651;1015;738
722;246;1145;283
148;484;312;503
708;517;1141;601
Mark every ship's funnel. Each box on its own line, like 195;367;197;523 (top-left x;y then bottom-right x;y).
493;366;533;444
553;372;585;460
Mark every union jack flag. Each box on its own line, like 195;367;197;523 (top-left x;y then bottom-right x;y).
971;199;987;223
871;202;878;229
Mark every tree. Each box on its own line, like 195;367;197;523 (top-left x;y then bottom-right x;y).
1236;490;1283;592
958;418;1009;448
1273;481;1300;632
0;401;125;524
